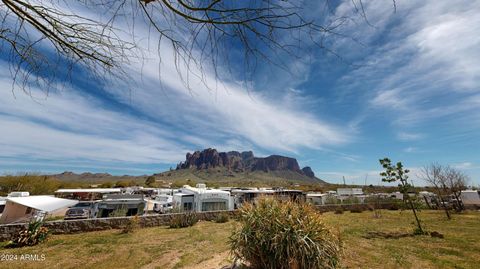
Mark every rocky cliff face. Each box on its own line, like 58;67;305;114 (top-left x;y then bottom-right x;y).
252;155;302;173
301;166;315;178
177;148;252;171
176;148;315;177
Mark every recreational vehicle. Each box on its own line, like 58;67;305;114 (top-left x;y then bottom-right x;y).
173;184;234;212
96;194;146;218
230;188;275;208
55;188;122;201
461;190;480;206
153;194;173;213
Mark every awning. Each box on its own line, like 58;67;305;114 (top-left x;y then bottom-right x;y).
6;196;78;212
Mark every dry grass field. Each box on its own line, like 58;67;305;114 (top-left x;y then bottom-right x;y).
0;210;478;269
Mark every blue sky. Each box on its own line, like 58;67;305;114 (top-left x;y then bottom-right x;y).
1;1;479;186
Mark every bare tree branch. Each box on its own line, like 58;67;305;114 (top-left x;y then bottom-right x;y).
0;0;397;95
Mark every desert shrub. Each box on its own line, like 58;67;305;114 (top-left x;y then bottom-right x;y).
387;203;400;211
7;221;49;248
343;196;360;204
122;216;140;233
214;213;230;223
334;208;344;214
169;211;199;228
350;205;364;213
230;198;341;269
324;195;341;205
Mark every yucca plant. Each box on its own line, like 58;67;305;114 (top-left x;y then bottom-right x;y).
230;198;341;269
7;220;49;248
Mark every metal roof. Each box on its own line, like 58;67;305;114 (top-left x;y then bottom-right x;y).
55;188;122;193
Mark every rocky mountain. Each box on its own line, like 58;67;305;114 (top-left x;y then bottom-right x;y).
176;148;317;179
48;148;325;186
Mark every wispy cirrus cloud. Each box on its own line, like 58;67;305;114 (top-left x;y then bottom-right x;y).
351;1;480;127
0;1;353;174
397;132;425;142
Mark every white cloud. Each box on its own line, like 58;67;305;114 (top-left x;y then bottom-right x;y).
335;0;480;129
397;132;424;141
0;2;354;172
403;147;417;153
453;162;474;170
0;77;190;165
371;89;408;110
99;36;351;154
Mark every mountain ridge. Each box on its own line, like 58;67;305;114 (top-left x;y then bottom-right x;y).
48;148;326;186
175;148;323;183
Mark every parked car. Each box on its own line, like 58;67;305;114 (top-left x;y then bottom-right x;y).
64;201;99;220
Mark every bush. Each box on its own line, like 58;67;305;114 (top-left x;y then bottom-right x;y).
122;216;140;233
343;196;360;204
214;213;230;223
334;208;344;214
350;205;364;213
387;203;400;211
7;221;49;248
230;198;341;269
169;211;199;228
324;195;341;205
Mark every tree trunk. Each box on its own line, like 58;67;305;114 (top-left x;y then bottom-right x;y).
423;196;432;209
406;196;423;233
438;195;451;220
453;192;464;211
433;185;451;219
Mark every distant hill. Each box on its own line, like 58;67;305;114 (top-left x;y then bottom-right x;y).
52;171;148;184
49;148;327;187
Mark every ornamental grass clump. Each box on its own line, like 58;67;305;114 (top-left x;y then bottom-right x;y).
230;198;341;269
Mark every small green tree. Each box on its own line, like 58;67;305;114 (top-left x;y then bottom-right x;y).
379;158;424;234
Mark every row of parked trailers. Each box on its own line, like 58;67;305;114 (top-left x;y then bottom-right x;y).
59;184;307;220
2;187;479;224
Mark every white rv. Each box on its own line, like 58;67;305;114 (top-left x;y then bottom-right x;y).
461;190;480;206
153;194;173;213
96;194;146;218
230;188;275;208
306;193;330;205
173;184;234;212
